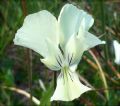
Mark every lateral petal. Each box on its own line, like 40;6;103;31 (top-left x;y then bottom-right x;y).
65;35;85;66
41;39;63;71
83;32;105;50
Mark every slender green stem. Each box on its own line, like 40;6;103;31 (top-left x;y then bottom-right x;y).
54;72;57;90
21;0;33;106
27;49;33;106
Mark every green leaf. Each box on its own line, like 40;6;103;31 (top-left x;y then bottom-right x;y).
40;81;54;106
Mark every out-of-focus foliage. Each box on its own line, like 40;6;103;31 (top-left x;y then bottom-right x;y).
0;0;120;106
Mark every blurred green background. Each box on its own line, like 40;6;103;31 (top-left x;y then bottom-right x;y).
0;0;120;106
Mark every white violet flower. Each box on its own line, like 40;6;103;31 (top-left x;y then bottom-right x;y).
14;4;104;101
113;40;120;65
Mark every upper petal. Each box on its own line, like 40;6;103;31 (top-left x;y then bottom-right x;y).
80;14;94;31
113;40;120;64
51;70;91;101
58;4;94;48
14;10;58;57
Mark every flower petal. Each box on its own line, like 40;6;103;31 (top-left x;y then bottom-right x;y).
41;39;63;71
65;35;85;66
113;40;120;64
51;70;91;101
65;27;104;66
80;14;94;31
14;10;58;57
58;4;94;48
83;31;105;50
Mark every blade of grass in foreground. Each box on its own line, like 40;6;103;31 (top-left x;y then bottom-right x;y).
89;50;109;100
2;86;40;105
83;56;119;84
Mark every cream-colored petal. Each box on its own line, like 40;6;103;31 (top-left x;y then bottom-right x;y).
51;70;91;101
65;27;104;66
58;4;94;48
41;39;63;71
14;10;58;57
113;40;120;64
69;64;77;72
78;26;105;50
41;58;60;71
65;34;85;66
83;32;105;50
80;14;94;31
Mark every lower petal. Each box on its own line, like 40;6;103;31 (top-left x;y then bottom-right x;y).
51;70;91;101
